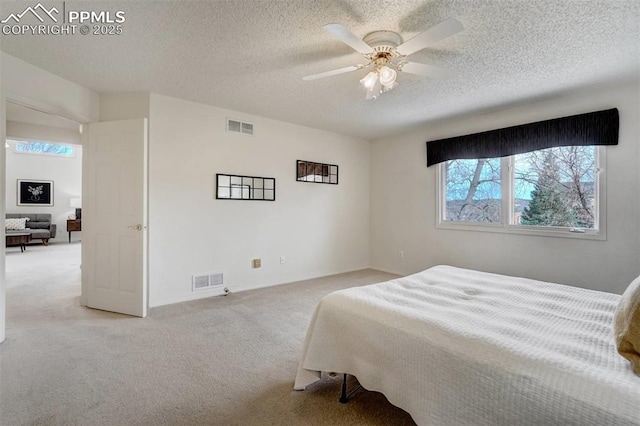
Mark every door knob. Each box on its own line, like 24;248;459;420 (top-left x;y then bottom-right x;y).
128;224;143;231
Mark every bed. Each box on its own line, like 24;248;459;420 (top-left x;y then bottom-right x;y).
294;265;640;425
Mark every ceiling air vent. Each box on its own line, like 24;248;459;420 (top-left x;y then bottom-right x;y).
192;273;224;291
227;118;254;136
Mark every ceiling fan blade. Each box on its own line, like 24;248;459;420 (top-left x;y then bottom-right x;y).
302;65;364;81
395;18;464;56
323;23;374;55
398;61;455;79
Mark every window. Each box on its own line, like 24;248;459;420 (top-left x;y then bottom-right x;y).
513;146;597;229
445;158;501;223
13;140;75;157
438;146;604;238
430;109;617;238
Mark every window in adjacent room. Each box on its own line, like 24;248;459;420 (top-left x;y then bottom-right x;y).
13;140;75;157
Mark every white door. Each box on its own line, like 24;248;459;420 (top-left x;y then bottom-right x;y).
82;119;148;317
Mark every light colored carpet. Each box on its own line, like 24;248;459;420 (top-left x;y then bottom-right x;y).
1;242;416;425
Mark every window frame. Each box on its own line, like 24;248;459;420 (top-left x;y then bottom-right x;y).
436;147;606;240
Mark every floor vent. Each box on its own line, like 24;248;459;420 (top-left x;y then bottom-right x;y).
227;119;254;136
192;273;224;291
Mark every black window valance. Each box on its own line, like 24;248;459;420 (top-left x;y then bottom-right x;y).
426;108;619;167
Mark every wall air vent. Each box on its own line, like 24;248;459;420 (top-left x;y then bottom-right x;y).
192;273;224;291
227;118;254;136
241;122;254;135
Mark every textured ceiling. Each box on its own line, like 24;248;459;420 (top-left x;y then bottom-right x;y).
1;0;638;140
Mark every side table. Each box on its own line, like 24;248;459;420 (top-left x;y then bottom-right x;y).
67;219;82;243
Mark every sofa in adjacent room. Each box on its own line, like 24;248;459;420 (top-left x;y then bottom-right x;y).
5;213;57;245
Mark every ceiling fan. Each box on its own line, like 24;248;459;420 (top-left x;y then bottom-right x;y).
302;18;464;100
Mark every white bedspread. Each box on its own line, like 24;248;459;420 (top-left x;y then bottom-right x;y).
294;265;640;425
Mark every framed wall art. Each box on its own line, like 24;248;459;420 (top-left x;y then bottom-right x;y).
296;160;338;184
17;179;54;206
216;174;276;201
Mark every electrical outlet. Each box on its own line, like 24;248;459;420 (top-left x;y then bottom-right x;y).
400;250;404;259
280;256;286;264
252;258;261;268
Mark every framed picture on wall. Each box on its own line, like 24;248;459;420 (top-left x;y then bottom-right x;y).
17;179;54;206
296;160;338;184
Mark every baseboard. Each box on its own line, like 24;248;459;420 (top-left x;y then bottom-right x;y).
149;266;372;308
369;266;403;276
149;287;227;307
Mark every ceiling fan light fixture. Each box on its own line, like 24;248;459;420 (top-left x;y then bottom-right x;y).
360;71;378;89
378;66;397;86
365;77;383;100
365;87;377;100
303;19;464;100
382;81;398;93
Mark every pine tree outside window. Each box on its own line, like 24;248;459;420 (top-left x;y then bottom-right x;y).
515;146;597;229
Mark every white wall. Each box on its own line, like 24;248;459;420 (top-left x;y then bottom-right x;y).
148;93;370;306
99;93;150;122
370;80;640;295
5;139;82;243
1;53;99;124
7;121;82;145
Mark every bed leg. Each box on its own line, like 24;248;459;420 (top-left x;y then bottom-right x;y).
339;373;362;404
340;374;349;403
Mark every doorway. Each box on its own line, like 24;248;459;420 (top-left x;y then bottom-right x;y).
2;97;149;344
4;101;83;325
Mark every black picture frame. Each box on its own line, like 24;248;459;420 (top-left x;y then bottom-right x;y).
296;160;338;184
216;174;276;201
17;179;54;206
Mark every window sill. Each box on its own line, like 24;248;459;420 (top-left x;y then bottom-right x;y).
437;221;605;241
